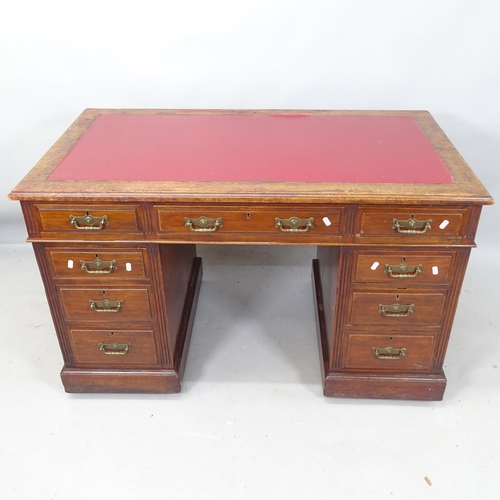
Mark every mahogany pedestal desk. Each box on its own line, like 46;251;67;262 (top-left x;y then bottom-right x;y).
9;109;493;400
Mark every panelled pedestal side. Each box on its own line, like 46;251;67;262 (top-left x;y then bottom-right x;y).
313;204;477;400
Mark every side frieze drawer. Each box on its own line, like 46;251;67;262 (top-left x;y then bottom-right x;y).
35;204;143;236
356;207;468;242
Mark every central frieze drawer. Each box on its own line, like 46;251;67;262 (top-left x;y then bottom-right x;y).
60;287;153;321
347;290;446;328
344;333;435;372
156;206;342;236
68;328;158;366
48;249;147;280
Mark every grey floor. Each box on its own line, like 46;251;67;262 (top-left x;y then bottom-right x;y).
1;242;499;499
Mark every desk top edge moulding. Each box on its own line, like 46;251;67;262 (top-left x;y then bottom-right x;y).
9;109;493;205
9;109;493;400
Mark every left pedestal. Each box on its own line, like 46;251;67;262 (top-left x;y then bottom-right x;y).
32;242;202;393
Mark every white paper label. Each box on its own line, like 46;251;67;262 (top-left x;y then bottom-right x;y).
67;260;74;269
371;261;380;270
322;216;332;227
432;266;439;275
439;220;450;229
126;263;132;271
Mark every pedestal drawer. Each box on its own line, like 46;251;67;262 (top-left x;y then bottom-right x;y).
344;333;435;372
48;249;147;280
69;328;158;365
353;251;454;284
347;290;446;328
60;288;153;321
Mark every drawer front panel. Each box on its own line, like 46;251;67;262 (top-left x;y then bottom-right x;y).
353;251;454;284
48;249;147;280
69;328;158;365
356;208;467;242
60;288;153;321
156;206;342;237
36;205;142;235
348;290;446;328
345;333;435;372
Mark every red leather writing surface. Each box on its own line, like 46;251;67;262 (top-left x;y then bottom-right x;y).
49;114;453;184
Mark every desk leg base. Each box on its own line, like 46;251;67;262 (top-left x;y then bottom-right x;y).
312;258;447;401
60;256;203;394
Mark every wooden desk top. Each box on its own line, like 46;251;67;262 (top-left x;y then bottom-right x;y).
9;109;493;206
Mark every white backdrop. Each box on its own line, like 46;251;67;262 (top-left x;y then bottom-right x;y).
2;0;499;245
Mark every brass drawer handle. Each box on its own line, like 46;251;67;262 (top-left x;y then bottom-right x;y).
89;299;124;312
184;216;223;232
392;215;432;234
80;257;117;274
99;342;131;355
372;347;406;359
384;263;422;278
378;303;414;317
275;216;314;232
69;212;109;230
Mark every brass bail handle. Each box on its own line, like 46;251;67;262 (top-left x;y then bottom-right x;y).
184;216;223;232
80;257;117;274
392;215;433;234
378;303;414;317
384;262;422;278
89;299;124;313
69;211;109;230
275;216;314;233
99;342;131;355
372;347;406;359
